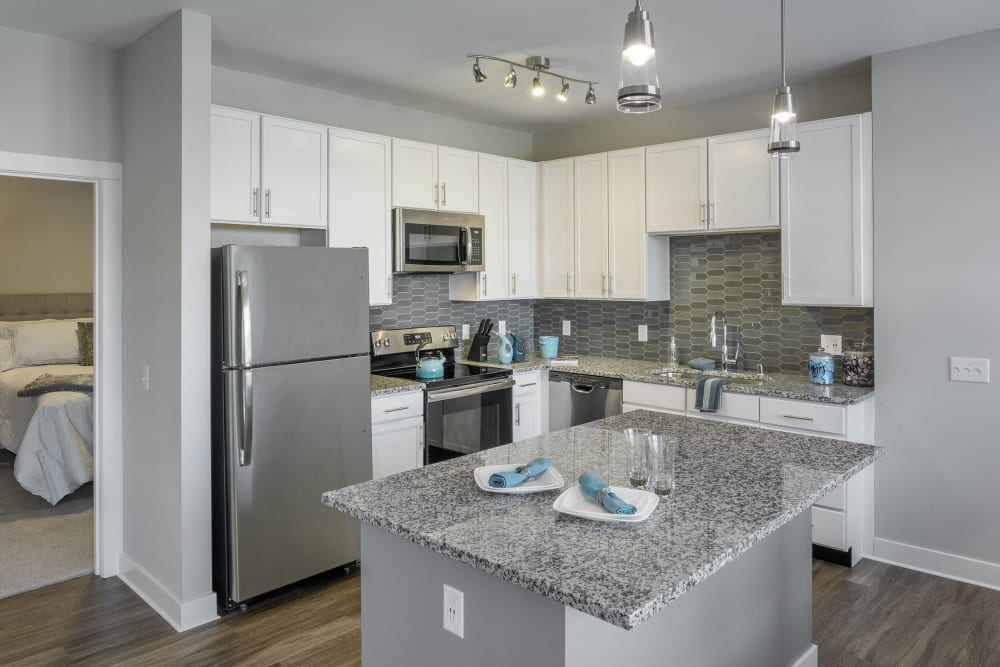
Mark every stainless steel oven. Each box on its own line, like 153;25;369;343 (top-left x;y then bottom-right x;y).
393;208;485;273
424;378;514;463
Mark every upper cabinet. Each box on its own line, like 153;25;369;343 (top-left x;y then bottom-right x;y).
392;139;478;213
646;129;779;235
506;159;539;299
328;127;393;306
609;148;668;300
573;153;609;299
781;113;873;307
210;106;327;229
540;159;575;298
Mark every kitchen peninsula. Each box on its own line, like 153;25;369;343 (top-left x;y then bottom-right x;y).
324;411;882;666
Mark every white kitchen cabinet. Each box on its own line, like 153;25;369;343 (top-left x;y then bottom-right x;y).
685;390;760;425
781;113;873;307
513;371;544;442
328;127;393;306
622;381;686;415
506;159;539;299
646;138;708;234
707;129;779;231
261;115;328;229
573;153;609;299
540;158;575;298
609;148;669;300
391;139;478;213
211;106;261;224
371;392;425;479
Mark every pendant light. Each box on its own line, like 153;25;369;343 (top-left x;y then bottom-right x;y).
617;0;661;114
768;0;800;156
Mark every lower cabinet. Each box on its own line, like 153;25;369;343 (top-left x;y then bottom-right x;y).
512;370;544;443
371;392;424;480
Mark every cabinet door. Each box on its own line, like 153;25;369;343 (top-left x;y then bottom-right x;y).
371;416;424;479
541;159;575;297
438;147;479;213
608;148;647;300
211;107;261;224
507;159;538;299
645;139;707;233
261;116;328;228
781;114;872;307
708;129;779;231
513;388;541;442
477;154;509;300
574;153;609;299
329;128;393;306
392;139;438;209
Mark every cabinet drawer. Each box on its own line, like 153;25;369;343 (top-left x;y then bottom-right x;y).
513;370;543;393
811;506;847;550
371;391;424;425
816;483;846;511
759;397;846;436
685;390;759;422
623;381;686;412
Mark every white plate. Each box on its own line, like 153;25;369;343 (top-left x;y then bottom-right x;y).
474;464;565;494
552;484;659;523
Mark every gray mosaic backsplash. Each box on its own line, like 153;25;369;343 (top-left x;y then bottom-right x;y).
534;300;671;362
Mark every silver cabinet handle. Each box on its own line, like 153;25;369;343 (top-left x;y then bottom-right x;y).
511;273;517;295
265;189;271;218
515;402;521;426
239;370;254;466
237;270;252;366
252;187;259;216
709;202;715;227
609;275;614;296
782;273;789;297
387;274;391;298
427;378;515;403
418;423;425;450
434;183;439;206
383;406;410;413
483;274;488;297
518;382;537;388
566;273;572;295
699;203;706;226
442;182;447;207
602;274;607;296
782;414;815;422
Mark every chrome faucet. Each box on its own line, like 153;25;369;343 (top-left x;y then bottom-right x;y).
709;311;743;372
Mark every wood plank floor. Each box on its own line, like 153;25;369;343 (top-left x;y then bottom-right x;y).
0;559;997;666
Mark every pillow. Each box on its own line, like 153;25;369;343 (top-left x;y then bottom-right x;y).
0;324;12;371
77;321;94;367
11;320;81;368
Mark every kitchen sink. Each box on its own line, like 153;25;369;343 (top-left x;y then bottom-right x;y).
651;368;768;384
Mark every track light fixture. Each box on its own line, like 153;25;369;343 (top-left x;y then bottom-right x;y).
466;54;598;106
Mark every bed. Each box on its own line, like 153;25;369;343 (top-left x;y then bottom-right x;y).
0;293;94;505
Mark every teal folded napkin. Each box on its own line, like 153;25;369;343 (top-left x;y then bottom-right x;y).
695;377;731;412
489;458;551;488
578;472;636;515
688;357;717;371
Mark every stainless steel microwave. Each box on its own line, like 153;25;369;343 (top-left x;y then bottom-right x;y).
393;208;485;273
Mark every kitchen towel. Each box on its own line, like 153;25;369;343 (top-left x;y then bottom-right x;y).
688;357;717;371
578;472;636;515
489;458;552;488
695;377;731;412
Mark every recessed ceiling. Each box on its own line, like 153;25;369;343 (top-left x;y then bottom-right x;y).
2;0;1000;132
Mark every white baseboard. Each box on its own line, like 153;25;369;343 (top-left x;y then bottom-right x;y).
118;552;218;632
871;538;1000;591
791;644;818;667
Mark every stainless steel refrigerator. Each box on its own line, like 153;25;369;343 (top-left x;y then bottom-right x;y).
211;245;372;611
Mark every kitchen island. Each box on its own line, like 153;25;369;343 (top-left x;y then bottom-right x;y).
324;410;882;667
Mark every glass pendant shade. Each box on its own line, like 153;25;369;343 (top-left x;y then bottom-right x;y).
618;1;661;113
768;87;799;156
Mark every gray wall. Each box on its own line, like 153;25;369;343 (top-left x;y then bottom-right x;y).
534;69;872;160
0;25;121;162
872;31;1000;567
121;9;214;616
213;66;534;160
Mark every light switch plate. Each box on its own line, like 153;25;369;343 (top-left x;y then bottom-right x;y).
637;324;648;342
498;320;506;335
950;357;990;383
462;324;470;340
820;335;843;355
562;320;571;336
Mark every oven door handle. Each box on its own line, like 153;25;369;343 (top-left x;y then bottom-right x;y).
426;378;515;403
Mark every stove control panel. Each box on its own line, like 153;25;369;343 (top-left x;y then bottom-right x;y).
371;325;459;357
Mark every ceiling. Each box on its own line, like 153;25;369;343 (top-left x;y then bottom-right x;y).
2;0;1000;132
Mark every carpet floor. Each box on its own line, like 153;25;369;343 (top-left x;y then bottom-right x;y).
0;450;93;599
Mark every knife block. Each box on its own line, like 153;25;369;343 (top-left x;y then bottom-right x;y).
467;333;490;362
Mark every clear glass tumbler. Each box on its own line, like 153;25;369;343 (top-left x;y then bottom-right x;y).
623;428;651;489
648;434;676;497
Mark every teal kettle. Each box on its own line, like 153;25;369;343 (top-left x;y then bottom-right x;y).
415;350;446;379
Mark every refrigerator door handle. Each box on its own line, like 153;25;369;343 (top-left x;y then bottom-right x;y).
239;370;254;466
237;270;253;367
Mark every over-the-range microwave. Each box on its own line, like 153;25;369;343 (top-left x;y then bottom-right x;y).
393;208;485;273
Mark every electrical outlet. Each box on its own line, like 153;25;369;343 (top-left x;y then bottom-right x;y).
562;320;571;336
950;357;991;384
820;335;843;356
461;324;470;340
637;324;648;342
141;364;150;391
498;320;506;335
443;584;464;638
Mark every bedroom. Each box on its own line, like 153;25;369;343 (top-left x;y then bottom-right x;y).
0;175;96;599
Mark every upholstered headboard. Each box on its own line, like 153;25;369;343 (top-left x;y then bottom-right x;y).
0;293;93;321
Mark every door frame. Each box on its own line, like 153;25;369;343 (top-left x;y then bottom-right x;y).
0;150;123;577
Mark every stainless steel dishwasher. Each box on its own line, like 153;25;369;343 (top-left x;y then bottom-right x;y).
549;371;623;431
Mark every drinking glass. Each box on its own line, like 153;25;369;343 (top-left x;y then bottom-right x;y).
648;434;676;497
623;428;651;489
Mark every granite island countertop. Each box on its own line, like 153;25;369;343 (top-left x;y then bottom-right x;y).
464;352;874;405
370;374;424;397
324;410;883;630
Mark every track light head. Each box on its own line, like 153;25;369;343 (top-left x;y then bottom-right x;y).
557;80;570;102
585;84;597;105
472;57;487;83
504;65;517;88
532;74;545;97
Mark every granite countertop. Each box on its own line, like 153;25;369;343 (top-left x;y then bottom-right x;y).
464;352;875;405
324;410;883;630
370;374;424;397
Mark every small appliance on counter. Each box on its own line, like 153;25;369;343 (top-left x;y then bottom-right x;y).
809;348;835;385
467;318;493;362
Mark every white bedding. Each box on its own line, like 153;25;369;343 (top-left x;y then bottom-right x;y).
0;364;94;505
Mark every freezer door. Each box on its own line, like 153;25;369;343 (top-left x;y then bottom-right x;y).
224;355;372;604
220;245;370;367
